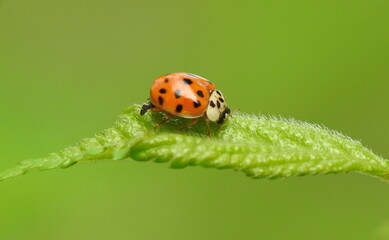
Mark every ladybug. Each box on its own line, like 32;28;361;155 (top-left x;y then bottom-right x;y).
140;72;230;136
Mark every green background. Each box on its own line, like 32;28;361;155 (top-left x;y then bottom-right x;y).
1;0;388;239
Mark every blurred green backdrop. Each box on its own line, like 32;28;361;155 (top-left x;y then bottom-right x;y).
1;0;388;239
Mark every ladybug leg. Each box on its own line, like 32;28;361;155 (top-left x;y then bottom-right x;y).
140;102;156;115
179;118;199;132
154;113;174;128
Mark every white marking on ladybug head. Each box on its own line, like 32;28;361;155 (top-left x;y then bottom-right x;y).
206;90;230;124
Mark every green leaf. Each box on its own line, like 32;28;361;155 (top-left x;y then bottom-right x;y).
1;104;388;181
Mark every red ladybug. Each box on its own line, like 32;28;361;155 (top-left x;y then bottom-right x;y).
141;72;230;136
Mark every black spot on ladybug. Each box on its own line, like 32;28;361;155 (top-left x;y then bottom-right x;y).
164;78;169;83
193;101;201;108
187;73;213;83
217;101;221;108
216;90;222;96
183;79;193;84
158;96;164;105
176;104;183;113
210;101;216;108
159;88;166;94
175;89;181;98
218;97;224;102
196;90;204;98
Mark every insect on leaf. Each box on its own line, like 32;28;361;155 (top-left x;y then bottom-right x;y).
0;105;388;182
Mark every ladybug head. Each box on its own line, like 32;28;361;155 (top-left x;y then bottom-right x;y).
216;107;231;124
206;90;230;124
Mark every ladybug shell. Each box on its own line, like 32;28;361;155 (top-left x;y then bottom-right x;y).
182;73;216;91
150;73;213;118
